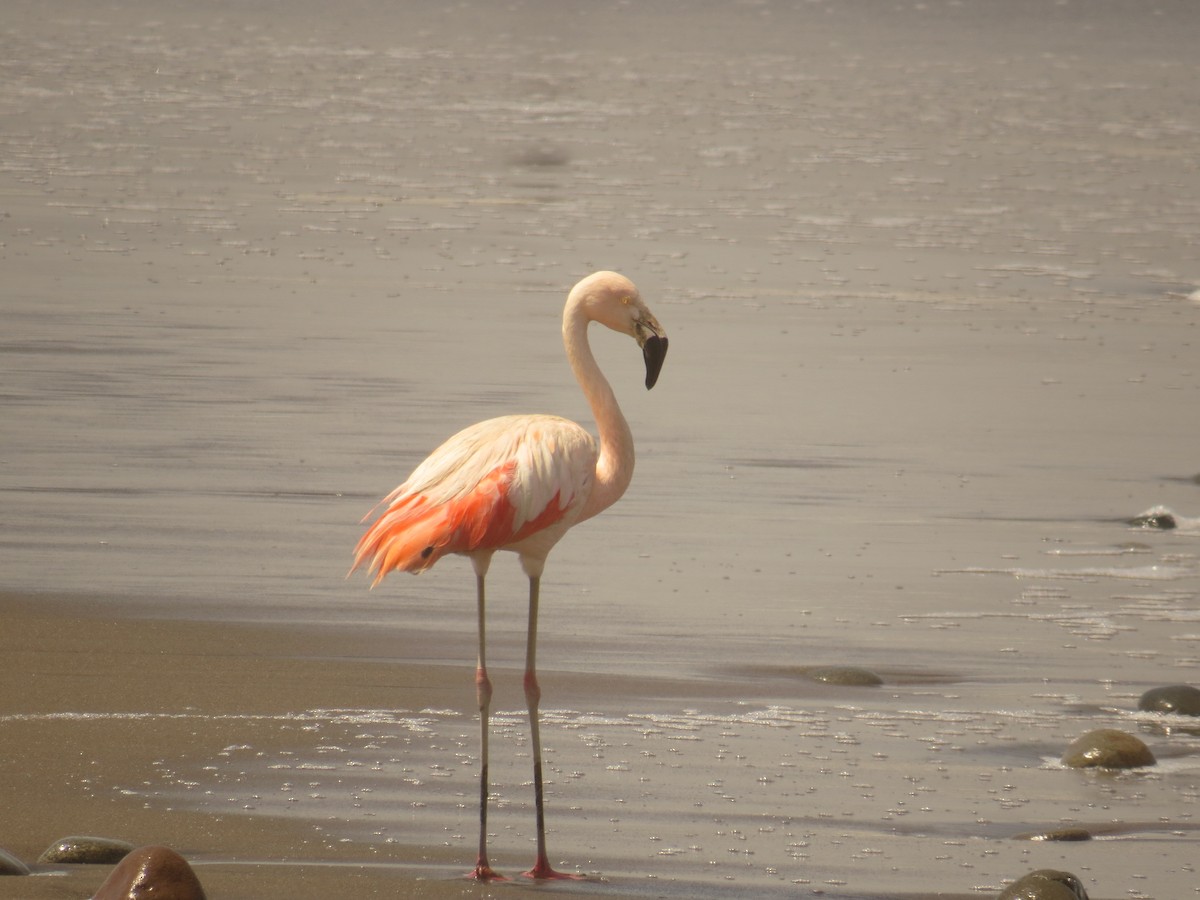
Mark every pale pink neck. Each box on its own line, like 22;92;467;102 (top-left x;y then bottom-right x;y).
563;297;634;523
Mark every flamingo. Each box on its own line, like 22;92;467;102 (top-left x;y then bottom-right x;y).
351;271;668;880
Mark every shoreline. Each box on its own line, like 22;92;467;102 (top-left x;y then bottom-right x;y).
0;591;997;900
0;591;792;900
0;591;558;897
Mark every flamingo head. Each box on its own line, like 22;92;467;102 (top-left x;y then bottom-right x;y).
571;271;669;389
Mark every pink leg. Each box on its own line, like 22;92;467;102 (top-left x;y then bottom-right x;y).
521;575;583;881
467;572;507;882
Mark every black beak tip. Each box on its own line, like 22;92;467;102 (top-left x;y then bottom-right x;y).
643;335;668;389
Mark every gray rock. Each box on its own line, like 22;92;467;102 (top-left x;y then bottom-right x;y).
0;847;30;876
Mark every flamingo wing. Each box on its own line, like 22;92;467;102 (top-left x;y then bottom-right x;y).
353;414;597;584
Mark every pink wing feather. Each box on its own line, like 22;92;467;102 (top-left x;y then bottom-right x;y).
353;414;597;585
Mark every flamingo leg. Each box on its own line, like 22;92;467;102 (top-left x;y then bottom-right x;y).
468;571;506;882
521;574;583;881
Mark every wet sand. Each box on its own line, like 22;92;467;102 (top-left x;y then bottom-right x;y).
3;0;1200;897
6;588;1161;900
1;590;1016;900
0;591;554;898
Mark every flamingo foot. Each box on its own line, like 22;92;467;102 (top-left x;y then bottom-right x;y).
466;862;508;882
522;857;585;881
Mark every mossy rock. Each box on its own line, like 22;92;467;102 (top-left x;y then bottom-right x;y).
999;868;1090;899
1138;684;1200;716
37;836;134;865
1012;827;1092;842
806;666;883;686
1129;509;1176;529
1061;728;1155;769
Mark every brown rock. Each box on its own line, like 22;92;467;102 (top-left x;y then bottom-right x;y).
91;846;207;900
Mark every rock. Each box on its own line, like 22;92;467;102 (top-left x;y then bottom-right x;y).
510;145;570;168
1013;827;1092;842
998;868;1090;899
37;835;134;865
92;846;207;900
1129;507;1176;529
806;666;883;686
0;847;30;876
1138;684;1200;716
1061;728;1155;769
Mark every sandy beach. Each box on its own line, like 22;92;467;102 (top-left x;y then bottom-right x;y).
0;591;577;898
3;0;1199;897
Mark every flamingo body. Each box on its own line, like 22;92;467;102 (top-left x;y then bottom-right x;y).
351;271;667;880
354;413;597;579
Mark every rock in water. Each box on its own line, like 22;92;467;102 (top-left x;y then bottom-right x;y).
1061;728;1155;769
1012;827;1092;842
1129;507;1176;529
806;666;884;686
92;846;207;900
37;836;134;865
998;868;1090;899
1138;684;1200;716
0;847;30;876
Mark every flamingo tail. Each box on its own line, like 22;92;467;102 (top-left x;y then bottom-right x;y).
352;460;571;586
352;496;451;584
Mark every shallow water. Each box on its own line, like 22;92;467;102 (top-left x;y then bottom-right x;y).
11;693;1200;897
3;0;1199;896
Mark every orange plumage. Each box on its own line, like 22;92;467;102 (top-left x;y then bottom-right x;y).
352;414;595;584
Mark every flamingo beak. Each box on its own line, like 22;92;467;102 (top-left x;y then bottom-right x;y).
641;332;668;390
